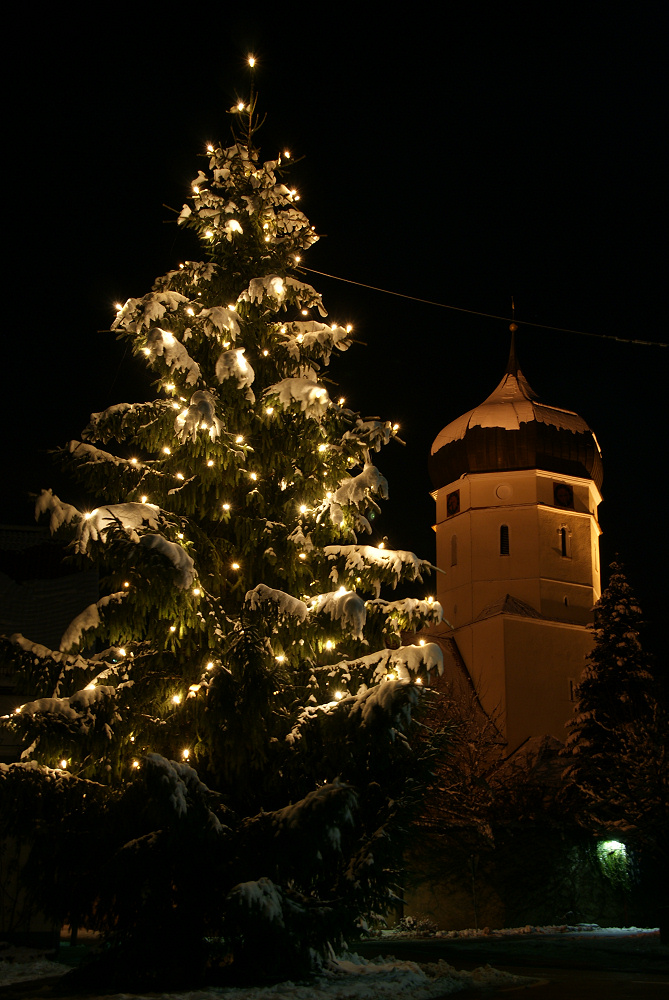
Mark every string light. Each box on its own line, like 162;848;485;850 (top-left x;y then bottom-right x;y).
235;435;244;444
132;760;140;768
192;186;199;194
318;444;327;452
172;402;181;410
338;397;345;406
207;459;214;466
299;504;307;513
130;457;138;465
298;553;307;560
249;472;258;481
114;302;123;312
175;472;184;480
334;691;344;700
231;562;240;570
141;495;148;503
186;307;195;316
206;144;214;152
262;349;269;357
193;587;201;596
205;229;213;238
284;150;290;158
265;405;274;414
118;648;126;656
163;446;171;455
182;748;190;759
172;694;182;704
275;654;286;663
166;383;175;391
59;759;68;769
170;625;177;633
222;503;231;511
177;533;184;539
378;541;385;549
393;423;400;431
416;677;423;685
325;640;334;651
419;639;426;646
206;661;214;670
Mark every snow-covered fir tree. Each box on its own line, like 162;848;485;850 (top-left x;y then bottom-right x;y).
563;559;668;935
0;87;444;982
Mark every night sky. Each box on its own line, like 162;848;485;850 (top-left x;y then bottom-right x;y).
4;8;667;647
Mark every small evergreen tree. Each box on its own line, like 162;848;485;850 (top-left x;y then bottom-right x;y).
563;559;669;936
0;85;443;983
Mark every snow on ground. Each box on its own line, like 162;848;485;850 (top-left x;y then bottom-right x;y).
0;928;660;997
383;922;659;940
0;946;530;998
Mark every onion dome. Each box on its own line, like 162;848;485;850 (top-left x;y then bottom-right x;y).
429;335;603;491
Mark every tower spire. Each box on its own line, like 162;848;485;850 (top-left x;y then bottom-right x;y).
506;297;519;375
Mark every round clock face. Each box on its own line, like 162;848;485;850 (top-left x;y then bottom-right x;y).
447;490;460;516
554;482;574;508
496;484;512;500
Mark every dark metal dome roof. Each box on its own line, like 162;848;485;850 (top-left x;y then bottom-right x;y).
428;339;603;491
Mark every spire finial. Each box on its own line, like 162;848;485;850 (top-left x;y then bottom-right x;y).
506;297;519;374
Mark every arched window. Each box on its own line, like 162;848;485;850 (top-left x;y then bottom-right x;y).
560;526;572;558
500;524;509;556
451;534;458;566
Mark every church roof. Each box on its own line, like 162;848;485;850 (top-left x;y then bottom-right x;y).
428;337;603;491
472;593;545;622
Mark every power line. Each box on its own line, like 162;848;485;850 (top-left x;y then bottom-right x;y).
301;267;667;348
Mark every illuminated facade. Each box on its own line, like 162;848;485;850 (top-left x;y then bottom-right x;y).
424;337;603;751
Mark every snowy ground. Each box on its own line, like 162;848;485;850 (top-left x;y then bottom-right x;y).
0;945;532;999
0;927;660;998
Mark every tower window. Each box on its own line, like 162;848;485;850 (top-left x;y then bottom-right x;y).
451;534;458;566
560;526;572;558
500;524;509;556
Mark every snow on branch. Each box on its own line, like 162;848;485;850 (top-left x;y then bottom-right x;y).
366;597;444;629
112;290;189;335
310;590;367;640
35;489;81;534
279;320;352;363
174;389;225;443
323;464;388;532
238;275;327;317
139;534;196;589
323;544;433;596
145;328;201;385
264;370;330;420
198;305;240;341
245;584;309;622
74;502;161;552
330;643;444;684
60;592;127;652
215;347;255;400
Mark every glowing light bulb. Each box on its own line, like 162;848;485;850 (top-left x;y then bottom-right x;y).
427;596;434;604
299;552;307;560
175;472;184;480
142;347;151;355
250;472;258;481
114;302;123;312
338;397;345;406
207;144;214;152
119;648;126;656
172;402;180;410
265;405;274;414
177;532;184;539
231;562;240;570
419;639;426;646
85;682;95;690
207;459;214;467
123;581;130;588
166;382;175;391
275;654;286;663
193;587;201;596
205;229;213;238
60;759;68;769
294;255;301;262
130;457;138;465
325;639;334;651
248;56;255;67
262;349;269;357
222;503;231;511
182;748;190;759
163;446;171;455
393;423;400;431
132;760;139;768
378;541;385;549
299;504;307;513
318;444;327;452
237;102;245;112
235;435;244;444
416;677;423;685
334;691;344;700
284;150;290;158
170;625;177;633
186;307;195;316
301;309;308;316
141;495;148;503
206;661;214;670
172;694;182;704
346;324;353;333
192;185;199;194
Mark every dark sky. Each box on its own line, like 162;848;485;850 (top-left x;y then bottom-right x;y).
4;8;667;643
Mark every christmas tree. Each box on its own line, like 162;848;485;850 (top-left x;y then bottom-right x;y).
0;74;444;982
563;559;668;936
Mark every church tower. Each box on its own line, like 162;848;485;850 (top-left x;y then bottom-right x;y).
427;334;603;751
